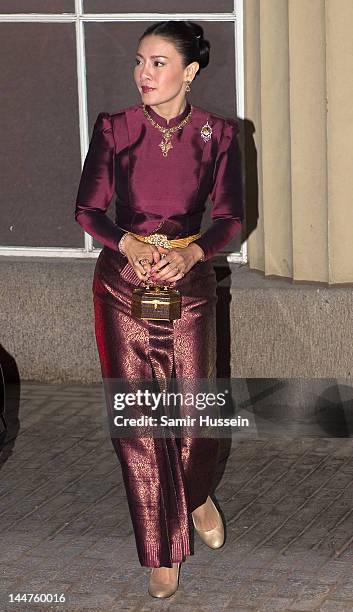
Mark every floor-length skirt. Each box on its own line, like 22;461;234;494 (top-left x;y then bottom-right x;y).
92;245;220;567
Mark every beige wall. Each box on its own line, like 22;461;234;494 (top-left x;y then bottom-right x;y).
244;0;353;283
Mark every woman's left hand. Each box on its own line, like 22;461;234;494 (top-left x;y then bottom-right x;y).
149;243;204;285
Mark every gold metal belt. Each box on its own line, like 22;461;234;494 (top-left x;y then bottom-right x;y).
129;232;201;249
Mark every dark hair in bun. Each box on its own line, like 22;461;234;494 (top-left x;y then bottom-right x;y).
139;20;210;77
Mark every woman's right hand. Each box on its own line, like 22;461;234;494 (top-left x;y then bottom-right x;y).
121;234;162;282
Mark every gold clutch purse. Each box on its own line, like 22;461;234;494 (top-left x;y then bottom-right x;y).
131;284;181;321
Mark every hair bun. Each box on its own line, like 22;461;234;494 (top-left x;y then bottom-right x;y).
184;22;210;70
186;21;203;40
197;37;210;70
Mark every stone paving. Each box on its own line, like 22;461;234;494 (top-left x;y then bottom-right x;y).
2;383;353;611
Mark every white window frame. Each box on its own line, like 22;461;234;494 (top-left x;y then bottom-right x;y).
0;0;245;263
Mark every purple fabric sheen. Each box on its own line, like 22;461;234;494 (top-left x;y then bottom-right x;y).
92;246;219;567
75;100;243;260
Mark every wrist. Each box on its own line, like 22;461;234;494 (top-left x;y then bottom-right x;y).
118;232;133;256
188;242;205;263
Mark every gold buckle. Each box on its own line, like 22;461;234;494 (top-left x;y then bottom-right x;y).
142;233;171;249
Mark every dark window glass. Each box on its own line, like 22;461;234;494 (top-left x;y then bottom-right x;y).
0;23;82;247
84;0;233;13
0;0;74;12
84;21;239;252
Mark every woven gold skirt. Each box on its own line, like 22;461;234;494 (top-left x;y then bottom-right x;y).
92;245;219;567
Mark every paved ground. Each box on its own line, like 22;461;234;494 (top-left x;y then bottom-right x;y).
2;382;353;611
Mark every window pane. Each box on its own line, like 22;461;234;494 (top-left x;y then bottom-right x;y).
0;0;74;12
84;0;233;13
84;21;238;252
0;23;82;248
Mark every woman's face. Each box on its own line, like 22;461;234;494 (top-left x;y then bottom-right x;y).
134;34;195;106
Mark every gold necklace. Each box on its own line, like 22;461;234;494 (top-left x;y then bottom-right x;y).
142;103;193;157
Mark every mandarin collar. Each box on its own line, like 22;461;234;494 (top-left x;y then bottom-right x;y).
144;99;192;128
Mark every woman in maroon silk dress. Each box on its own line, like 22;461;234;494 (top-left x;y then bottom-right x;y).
75;20;243;598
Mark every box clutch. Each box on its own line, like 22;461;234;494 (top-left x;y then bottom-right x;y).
131;284;181;321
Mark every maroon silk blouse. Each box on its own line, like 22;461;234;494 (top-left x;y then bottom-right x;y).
75;99;243;261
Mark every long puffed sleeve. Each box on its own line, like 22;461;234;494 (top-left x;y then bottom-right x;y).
75;112;125;250
193;119;243;261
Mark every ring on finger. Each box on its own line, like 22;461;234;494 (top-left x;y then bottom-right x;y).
139;258;150;266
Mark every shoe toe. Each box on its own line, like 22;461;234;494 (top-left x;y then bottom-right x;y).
200;524;224;549
148;584;177;598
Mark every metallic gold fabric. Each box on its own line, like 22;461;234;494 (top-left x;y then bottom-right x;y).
129;231;202;249
93;246;219;568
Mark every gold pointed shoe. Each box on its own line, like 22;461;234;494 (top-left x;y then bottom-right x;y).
148;562;180;598
192;498;225;549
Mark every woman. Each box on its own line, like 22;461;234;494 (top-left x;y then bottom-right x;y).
75;20;243;598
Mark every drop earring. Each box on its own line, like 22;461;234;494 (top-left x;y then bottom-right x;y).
185;80;191;92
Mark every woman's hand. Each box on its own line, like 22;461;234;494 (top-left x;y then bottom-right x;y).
149;243;205;285
121;234;162;282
